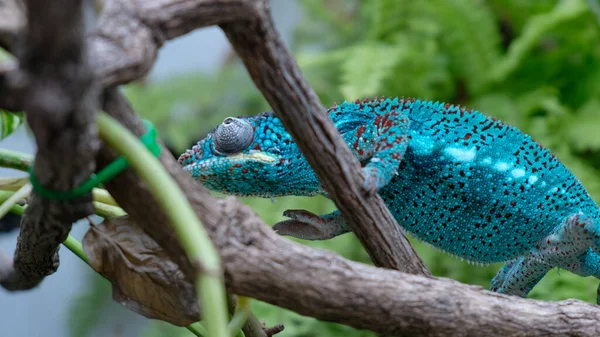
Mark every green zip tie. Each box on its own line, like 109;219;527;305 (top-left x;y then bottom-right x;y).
29;120;161;200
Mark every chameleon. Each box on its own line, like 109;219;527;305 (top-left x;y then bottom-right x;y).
178;97;600;302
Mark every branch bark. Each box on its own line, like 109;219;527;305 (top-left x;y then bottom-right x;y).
0;0;98;290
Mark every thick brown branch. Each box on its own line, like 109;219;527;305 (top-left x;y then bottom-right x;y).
0;0;98;290
220;1;428;274
89;0;252;87
98;89;600;337
0;0;262;109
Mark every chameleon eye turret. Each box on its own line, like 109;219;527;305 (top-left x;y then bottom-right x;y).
213;117;254;154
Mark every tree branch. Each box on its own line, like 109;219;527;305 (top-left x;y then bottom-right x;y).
220;0;428;274
88;0;252;87
0;0;98;290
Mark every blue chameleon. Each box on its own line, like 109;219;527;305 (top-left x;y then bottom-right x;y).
179;97;600;302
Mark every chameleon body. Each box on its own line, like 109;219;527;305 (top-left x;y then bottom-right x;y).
179;97;600;302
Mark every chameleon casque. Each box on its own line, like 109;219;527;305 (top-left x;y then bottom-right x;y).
178;97;600;302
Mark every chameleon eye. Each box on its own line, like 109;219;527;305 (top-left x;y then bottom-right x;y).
213;117;254;154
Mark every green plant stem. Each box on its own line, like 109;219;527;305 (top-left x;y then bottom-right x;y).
62;234;89;264
96;112;229;337
93;201;127;218
10;203;24;216
0;177;30;191
228;297;251;337
0;148;33;171
0;190;15;203
0;182;31;219
188;322;209;336
92;188;118;206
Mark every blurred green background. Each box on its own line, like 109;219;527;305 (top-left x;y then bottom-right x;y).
62;0;600;336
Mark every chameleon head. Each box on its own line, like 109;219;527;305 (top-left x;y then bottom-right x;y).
178;113;322;197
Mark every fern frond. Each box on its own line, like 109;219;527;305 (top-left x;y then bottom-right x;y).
339;43;405;100
367;0;414;40
426;0;502;96
488;0;588;85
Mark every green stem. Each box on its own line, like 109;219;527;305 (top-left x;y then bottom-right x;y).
92;188;119;206
93;201;127;218
0;148;33;171
0;177;29;191
228;297;251;337
10;203;24;216
188;322;209;336
96;112;229;337
0;190;15;203
62;234;89;264
0;183;31;219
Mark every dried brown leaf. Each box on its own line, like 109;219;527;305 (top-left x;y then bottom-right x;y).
82;216;198;326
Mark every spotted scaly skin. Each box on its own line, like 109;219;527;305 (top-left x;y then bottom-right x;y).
179;97;600;302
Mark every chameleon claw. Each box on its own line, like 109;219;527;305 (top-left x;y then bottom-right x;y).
362;167;383;196
273;209;335;240
273;219;329;240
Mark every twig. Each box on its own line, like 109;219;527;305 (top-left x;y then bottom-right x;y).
263;324;284;337
227;296;251;337
220;0;428;274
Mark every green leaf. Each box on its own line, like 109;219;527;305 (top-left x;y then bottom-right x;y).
339;43;405;100
471;93;520;126
367;0;413;40
488;0;588;84
426;0;502;95
567;99;600;151
0;110;23;140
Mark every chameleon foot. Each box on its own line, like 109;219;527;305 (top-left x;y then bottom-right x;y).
362;166;385;196
273;209;349;240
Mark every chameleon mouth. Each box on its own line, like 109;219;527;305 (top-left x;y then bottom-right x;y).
225;151;278;164
183;151;278;173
